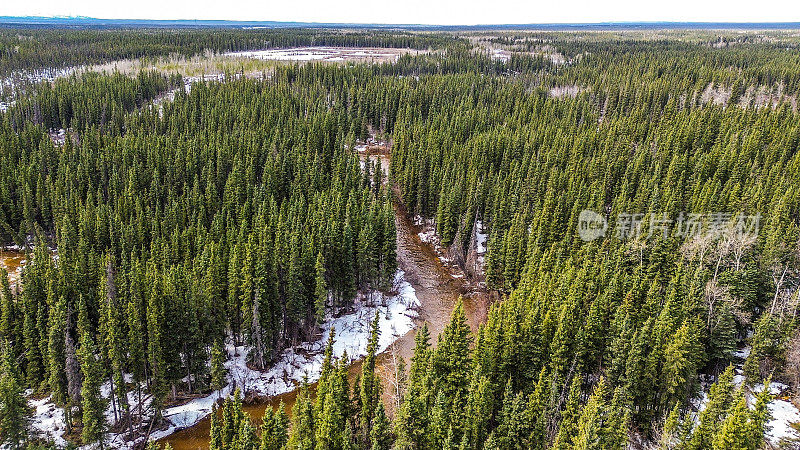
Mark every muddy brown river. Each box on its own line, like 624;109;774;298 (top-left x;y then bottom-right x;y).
159;192;490;450
0;248;25;288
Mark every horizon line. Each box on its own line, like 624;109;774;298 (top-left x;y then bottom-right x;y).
2;15;800;29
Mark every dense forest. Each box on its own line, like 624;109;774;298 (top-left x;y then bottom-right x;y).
0;28;462;75
0;27;799;450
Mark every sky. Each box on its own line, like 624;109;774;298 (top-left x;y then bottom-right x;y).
2;0;800;25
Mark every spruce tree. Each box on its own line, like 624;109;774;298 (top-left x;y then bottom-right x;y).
211;340;227;395
147;278;168;420
689;365;736;450
261;402;290;450
127;298;146;424
432;300;472;403
314;253;328;325
359;313;381;442
0;341;29;449
77;297;106;446
47;295;68;407
287;382;315;450
370;402;391;450
235;413;258;450
210;404;223;450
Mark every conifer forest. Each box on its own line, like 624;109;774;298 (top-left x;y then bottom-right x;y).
0;25;799;450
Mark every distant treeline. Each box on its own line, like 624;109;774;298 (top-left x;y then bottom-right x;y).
0;28;465;75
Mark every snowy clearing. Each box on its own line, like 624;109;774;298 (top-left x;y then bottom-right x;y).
225;47;418;63
490;49;511;63
767;399;800;443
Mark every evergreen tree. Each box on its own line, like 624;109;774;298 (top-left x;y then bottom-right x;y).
287;382;315;450
77;297;106;446
126;299;146;424
689;366;736;450
261;403;290;450
0;342;29;449
46;295;68;408
235;413;258;450
359;313;381;443
432;300;472;402
211;340;227;394
210;404;223;450
314;253;328;325
370;402;391;450
394;324;432;450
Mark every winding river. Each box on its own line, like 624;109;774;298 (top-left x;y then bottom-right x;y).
159;155;490;449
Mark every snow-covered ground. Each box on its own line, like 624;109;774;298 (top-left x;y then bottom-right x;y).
0;100;16;113
28;395;68;448
26;270;419;448
228;48;331;61
490;49;511;63
0;67;80;102
767;398;800;443
414;215;439;248
475;220;488;255
690;346;800;445
225;47;411;63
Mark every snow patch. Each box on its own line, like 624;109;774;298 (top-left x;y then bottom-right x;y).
475;220;488;255
225;47;405;63
29;396;68;447
767;399;800;443
418;229;438;246
0;100;16;113
732;346;751;359
490;49;511;63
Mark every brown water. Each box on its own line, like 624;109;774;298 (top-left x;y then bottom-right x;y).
160;162;489;450
0;249;25;288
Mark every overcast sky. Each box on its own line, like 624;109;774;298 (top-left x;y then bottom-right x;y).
2;0;800;25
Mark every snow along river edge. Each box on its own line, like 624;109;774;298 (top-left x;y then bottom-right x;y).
28;270;420;449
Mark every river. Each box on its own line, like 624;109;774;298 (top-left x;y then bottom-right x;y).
0;248;25;288
159;156;490;450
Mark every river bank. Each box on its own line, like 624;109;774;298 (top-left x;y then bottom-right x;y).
159;181;492;450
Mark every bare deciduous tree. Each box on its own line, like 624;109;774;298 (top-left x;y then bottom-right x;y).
785;329;800;398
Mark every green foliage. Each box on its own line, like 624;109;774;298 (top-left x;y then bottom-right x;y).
744;314;794;382
369;403;391;450
77;297;106;446
209;389;257;450
0;341;29;449
287;383;315;450
0;28;461;77
260;402;290;450
1;27;799;450
211;341;227;393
